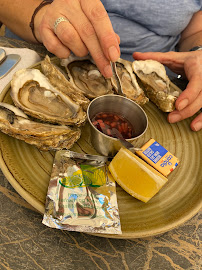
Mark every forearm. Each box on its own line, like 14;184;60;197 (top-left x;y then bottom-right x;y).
178;11;202;52
178;30;202;52
0;0;47;42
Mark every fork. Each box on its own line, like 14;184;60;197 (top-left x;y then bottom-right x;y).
111;61;125;96
95;120;142;153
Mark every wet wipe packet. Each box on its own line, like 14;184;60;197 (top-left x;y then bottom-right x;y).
42;150;122;234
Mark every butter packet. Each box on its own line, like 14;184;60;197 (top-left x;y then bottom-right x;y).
136;139;179;176
42;150;122;234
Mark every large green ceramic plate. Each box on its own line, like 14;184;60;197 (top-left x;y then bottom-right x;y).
0;59;201;238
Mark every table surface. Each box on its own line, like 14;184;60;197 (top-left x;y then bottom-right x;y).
0;36;201;270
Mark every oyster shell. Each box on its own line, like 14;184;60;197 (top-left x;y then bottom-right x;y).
11;68;86;126
111;58;148;106
41;56;90;111
132;60;181;112
0;103;81;151
61;55;114;99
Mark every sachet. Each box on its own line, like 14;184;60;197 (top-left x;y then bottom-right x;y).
42;150;122;234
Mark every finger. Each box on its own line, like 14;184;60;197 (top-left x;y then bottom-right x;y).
132;51;185;74
66;0;118;77
40;27;71;58
54;19;88;57
133;51;175;62
133;51;186;63
190;112;202;131
80;0;120;61
168;90;202;123
43;0;118;77
116;33;121;45
56;0;113;77
175;75;202;111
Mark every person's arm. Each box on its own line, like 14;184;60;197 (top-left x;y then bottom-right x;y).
178;11;202;51
0;0;120;78
0;0;45;42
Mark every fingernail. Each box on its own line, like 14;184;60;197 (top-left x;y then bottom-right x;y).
169;113;182;123
108;46;120;62
178;99;189;111
104;64;113;78
193;121;202;131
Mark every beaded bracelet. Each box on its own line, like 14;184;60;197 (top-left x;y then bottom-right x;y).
29;0;53;43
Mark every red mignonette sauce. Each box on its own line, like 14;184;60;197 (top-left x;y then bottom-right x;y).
92;112;135;139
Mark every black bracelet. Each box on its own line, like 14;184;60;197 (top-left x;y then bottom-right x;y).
189;46;202;51
29;0;53;43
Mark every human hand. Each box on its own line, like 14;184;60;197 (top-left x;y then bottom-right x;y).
34;0;120;78
133;51;202;131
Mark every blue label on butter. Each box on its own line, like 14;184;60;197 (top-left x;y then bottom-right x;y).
143;141;168;164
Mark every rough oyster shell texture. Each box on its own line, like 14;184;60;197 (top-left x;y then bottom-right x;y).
61;55;149;106
0;103;81;151
11;68;86;126
41;56;90;111
0;56;91;151
132;60;181;112
61;55;114;99
61;55;181;111
110;58;148;106
0;55;182;151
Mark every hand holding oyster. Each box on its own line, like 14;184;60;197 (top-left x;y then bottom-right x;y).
132;59;181;112
0;55;182;151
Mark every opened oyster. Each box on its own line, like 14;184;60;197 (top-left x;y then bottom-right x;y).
132;60;181;112
0;103;81;151
11;68;86;126
111;58;148;106
61;55;114;99
41;56;90;111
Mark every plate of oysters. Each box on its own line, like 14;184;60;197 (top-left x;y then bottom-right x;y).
0;55;201;238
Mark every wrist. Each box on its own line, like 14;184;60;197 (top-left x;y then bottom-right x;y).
29;0;52;43
34;5;49;43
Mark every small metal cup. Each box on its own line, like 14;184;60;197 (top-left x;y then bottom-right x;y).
87;95;148;156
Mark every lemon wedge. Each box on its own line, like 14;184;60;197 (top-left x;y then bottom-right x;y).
108;148;168;202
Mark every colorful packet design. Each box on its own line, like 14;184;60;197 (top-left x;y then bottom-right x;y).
137;139;179;177
42;150;122;235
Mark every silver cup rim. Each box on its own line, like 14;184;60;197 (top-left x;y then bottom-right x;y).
87;94;148;142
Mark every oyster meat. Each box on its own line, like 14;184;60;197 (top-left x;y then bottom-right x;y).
11;68;86;126
41;56;90;111
61;55;114;99
111;58;148;106
132;60;181;112
0;103;81;151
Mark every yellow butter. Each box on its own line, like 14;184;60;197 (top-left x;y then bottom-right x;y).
137;139;179;176
109;148;168;203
